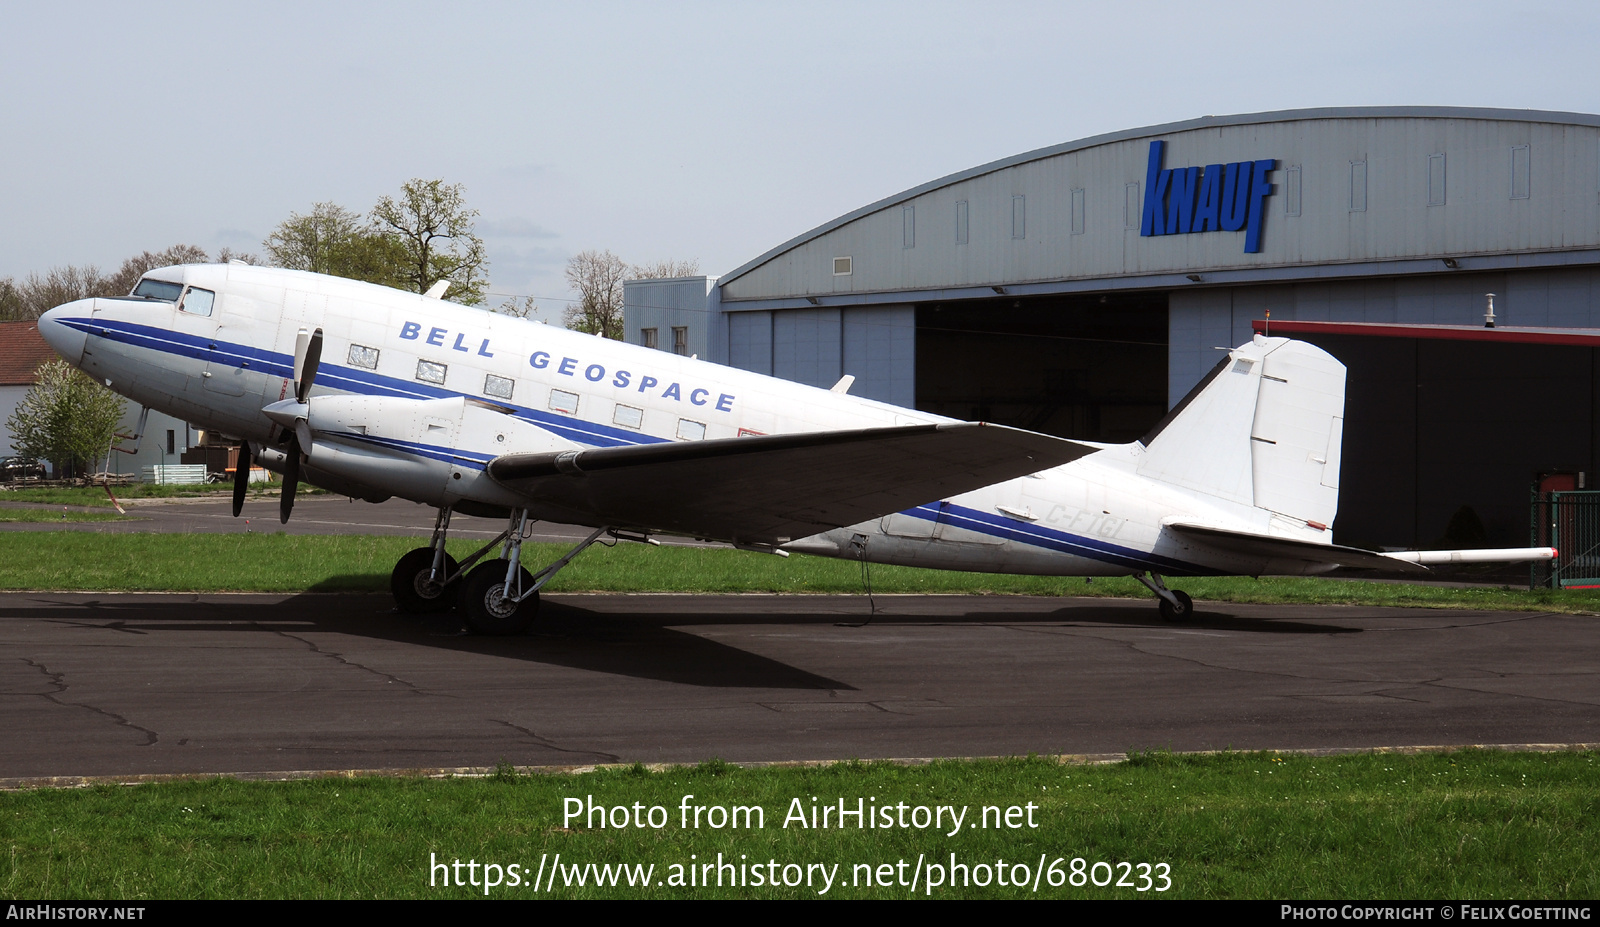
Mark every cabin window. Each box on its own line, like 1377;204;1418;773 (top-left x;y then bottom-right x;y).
179;287;214;317
642;328;658;349
133;278;183;301
676;418;706;441
347;344;379;369
613;404;644;429
549;389;579;414
483;373;514;400
672;326;688;356
416;359;447;385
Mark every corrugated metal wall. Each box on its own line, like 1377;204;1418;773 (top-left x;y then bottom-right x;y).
722;112;1600;303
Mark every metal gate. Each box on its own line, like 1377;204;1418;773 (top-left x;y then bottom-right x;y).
1530;489;1600;588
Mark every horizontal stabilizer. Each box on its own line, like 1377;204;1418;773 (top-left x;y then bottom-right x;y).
488;422;1097;544
1379;547;1556;565
1163;519;1430;573
1167;521;1558;574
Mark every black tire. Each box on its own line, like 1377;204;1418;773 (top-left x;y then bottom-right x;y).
390;547;461;614
1157;590;1194;622
460;560;539;635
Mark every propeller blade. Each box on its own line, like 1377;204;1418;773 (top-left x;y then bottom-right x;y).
294;418;314;459
292;329;310;385
295;328;323;405
280;436;300;524
232;441;252;517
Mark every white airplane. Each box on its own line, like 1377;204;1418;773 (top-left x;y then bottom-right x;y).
37;263;1553;633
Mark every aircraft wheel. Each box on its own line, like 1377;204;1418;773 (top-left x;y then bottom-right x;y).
391;548;461;614
460;561;539;635
1158;590;1194;623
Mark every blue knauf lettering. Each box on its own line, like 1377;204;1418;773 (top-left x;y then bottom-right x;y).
1244;159;1275;254
1220;162;1250;231
1139;140;1275;253
1166;165;1200;235
1140;140;1170;236
1192;164;1223;232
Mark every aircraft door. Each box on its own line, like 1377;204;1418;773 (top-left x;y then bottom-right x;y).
193;288;250;397
881;500;949;539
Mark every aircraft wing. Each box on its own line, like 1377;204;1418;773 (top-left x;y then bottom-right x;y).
1162;519;1432;573
487;422;1096;545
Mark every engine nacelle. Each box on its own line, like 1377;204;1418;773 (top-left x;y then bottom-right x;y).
300;395;577;508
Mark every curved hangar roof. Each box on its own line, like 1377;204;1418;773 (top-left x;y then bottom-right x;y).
719;106;1600;304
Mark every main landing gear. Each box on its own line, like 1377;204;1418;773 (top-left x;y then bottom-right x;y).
389;506;654;636
391;507;476;614
1135;572;1194;622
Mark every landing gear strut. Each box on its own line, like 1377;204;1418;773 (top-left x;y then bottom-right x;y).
457;510;654;636
390;506;507;615
1136;572;1194;622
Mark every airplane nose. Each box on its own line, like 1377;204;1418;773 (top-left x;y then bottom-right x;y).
37;299;92;366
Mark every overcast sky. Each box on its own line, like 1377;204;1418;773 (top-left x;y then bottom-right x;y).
3;1;1596;323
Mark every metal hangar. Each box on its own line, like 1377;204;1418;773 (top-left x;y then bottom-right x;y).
624;106;1600;549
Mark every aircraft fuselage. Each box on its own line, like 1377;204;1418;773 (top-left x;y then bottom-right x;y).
39;264;1340;585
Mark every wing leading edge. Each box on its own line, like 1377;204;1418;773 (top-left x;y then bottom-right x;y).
487;422;1097;545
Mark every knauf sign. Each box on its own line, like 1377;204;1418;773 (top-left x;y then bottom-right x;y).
1140;140;1276;253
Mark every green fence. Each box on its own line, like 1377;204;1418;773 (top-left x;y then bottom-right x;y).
1530;489;1600;588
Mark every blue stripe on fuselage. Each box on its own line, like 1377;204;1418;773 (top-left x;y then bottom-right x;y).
904;501;1215;575
70;316;1207;572
64;316;669;449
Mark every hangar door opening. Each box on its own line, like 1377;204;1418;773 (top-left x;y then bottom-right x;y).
915;292;1168;443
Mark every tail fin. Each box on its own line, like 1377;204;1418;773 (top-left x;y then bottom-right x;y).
1137;336;1345;532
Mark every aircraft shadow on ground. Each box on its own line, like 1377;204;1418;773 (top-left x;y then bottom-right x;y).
10;583;1359;691
12;589;851;691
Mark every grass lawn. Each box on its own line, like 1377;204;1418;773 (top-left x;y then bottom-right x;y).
0;531;1593;614
2;750;1594;899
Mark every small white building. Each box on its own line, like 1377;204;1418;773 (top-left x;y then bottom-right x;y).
0;319;198;478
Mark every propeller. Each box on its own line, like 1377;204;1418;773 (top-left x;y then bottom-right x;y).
266;327;323;524
231;439;253;517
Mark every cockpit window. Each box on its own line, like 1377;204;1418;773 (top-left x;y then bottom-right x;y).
179;287;215;317
133;278;183;301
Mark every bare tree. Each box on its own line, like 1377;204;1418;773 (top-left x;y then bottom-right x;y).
3;245;211;319
630;258;701;279
494;295;539;320
215;247;265;266
14;265;112;319
370;179;489;303
562;249;629;338
104;244;210;297
0;277;25;321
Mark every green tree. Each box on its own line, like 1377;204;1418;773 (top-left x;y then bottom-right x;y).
6;360;126;480
370;179;488;304
263;204;408;289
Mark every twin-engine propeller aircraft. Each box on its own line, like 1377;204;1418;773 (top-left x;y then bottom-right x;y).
38;263;1553;633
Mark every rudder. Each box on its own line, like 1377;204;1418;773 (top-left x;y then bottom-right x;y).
1137;336;1345;531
